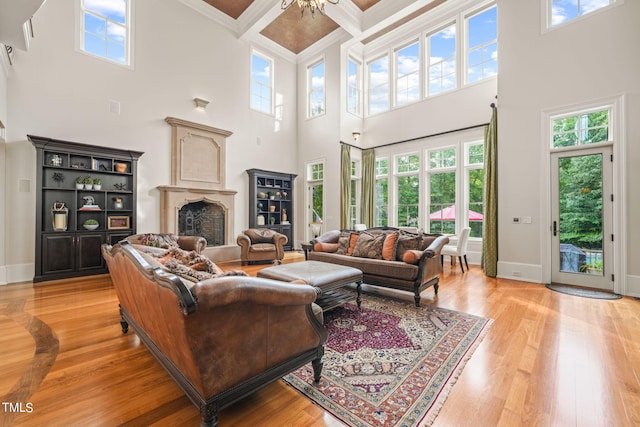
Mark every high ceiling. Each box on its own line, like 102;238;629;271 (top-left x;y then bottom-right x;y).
183;0;447;58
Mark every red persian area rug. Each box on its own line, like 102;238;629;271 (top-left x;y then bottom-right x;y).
283;294;492;426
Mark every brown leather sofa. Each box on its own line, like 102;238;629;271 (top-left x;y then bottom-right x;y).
237;228;288;265
102;241;327;427
308;227;449;306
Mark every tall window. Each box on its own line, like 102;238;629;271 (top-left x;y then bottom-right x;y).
466;4;497;84
427;23;457;96
375;158;389;226
395;154;420;227
395;41;420;107
466;142;484;238
80;0;130;66
308;60;326;118
368;55;390;115
350;160;361;228
250;51;273;114
548;0;618;27
427;148;457;234
551;108;610;148
347;57;362;116
308;162;325;238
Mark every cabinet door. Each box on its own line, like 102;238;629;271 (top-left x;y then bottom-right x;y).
107;232;132;245
42;234;75;274
77;234;106;271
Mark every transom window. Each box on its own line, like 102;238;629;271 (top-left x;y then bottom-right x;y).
548;0;618;27
80;0;130;66
395;41;420;107
551;108;610;148
368;55;390;115
308;162;324;181
250;51;274;114
308;59;326;118
466;4;498;84
347;57;362;116
427;23;457;96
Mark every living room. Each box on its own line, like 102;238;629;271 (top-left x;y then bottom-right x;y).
0;0;639;425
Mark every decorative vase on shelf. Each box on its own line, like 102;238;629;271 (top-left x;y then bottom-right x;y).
269;216;276;225
113;197;124;209
257;215;265;225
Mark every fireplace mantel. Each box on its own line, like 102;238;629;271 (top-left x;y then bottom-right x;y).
159;117;236;247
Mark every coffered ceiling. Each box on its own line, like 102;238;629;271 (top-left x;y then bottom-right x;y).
181;0;447;59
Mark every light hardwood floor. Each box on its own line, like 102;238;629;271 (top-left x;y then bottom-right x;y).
1;252;639;427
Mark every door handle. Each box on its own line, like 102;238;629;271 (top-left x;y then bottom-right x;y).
553;221;557;236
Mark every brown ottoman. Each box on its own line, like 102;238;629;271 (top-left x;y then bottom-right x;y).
258;261;363;311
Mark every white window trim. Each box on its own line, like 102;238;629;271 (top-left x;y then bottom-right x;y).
75;0;134;69
250;49;275;116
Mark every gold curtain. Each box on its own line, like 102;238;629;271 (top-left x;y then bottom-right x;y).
361;148;376;228
340;144;351;229
481;106;498;277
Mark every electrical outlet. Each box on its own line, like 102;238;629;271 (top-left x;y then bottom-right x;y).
513;217;520;223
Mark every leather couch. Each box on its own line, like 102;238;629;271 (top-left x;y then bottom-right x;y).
102;241;326;427
308;227;449;306
124;232;207;254
237;228;288;265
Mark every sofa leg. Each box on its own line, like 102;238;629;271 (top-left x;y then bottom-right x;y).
434;282;439;295
119;306;129;333
200;403;218;427
312;357;323;384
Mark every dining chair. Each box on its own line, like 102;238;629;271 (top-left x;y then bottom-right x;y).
441;227;471;273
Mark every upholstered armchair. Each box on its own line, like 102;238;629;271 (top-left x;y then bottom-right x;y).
237;228;288;265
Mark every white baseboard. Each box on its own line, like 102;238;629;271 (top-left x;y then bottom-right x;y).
624;274;640;298
5;262;34;284
497;261;543;283
0;265;6;285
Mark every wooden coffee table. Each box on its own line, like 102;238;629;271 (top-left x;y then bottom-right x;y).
257;261;363;311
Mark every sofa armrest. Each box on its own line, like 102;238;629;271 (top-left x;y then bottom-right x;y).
176;236;206;253
416;235;450;284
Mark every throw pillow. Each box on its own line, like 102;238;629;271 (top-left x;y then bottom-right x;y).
402;249;423;265
347;232;359;255
395;232;422;261
314;242;339;252
139;233;179;248
336;231;353;255
382;232;399;261
352;232;385;259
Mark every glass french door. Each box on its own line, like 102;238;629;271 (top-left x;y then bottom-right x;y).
308;182;324;240
551;146;613;290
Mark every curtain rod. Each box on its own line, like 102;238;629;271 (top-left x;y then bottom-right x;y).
340;121;489;150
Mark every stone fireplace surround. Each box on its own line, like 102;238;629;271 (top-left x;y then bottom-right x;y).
158;117;239;261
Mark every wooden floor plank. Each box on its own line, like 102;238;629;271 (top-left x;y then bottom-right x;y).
1;252;639;426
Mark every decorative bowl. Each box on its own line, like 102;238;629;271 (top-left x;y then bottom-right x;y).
83;223;99;230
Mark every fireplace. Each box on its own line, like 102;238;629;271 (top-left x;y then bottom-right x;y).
178;200;225;246
158;117;237;248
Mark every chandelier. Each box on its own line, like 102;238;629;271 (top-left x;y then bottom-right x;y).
281;0;340;17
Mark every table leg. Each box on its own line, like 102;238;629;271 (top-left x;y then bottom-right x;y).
356;281;362;308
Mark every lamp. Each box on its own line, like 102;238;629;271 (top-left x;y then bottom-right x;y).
352;131;360;141
281;0;339;16
193;97;209;110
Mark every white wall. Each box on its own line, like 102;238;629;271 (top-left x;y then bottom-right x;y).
497;0;640;293
0;67;6;284
3;0;298;283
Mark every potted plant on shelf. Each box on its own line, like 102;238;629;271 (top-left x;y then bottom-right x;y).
93;178;102;190
75;176;85;189
84;176;93;190
83;219;99;230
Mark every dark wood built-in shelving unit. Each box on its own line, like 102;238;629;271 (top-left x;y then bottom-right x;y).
29;135;143;282
246;169;296;251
